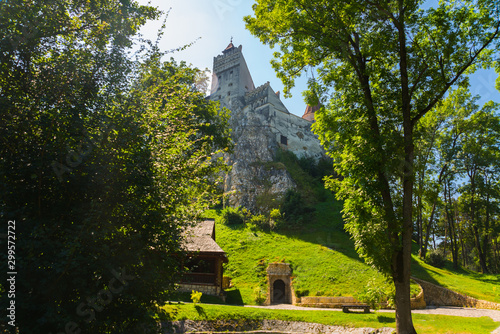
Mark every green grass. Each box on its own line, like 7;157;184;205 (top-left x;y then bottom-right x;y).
205;199;391;305
411;255;500;303
203;198;500;306
162;303;499;334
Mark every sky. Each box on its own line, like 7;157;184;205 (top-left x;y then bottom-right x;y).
136;0;500;117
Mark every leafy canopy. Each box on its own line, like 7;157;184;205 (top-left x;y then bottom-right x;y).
246;1;500;332
0;0;231;333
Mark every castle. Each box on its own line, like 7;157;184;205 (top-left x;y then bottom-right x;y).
209;42;324;211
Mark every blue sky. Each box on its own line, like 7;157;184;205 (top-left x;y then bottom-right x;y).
137;0;500;117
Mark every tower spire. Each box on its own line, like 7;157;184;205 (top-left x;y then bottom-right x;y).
223;38;235;53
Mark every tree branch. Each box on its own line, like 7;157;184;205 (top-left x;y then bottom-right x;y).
412;20;500;126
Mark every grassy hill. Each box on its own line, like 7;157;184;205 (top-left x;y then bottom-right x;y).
203;198;393;306
196;151;500;306
202;196;500;306
411;254;500;303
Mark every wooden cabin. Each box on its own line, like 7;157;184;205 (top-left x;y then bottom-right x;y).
179;219;228;298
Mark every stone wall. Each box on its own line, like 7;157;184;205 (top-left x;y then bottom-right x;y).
297;296;358;308
265;263;293;305
412;277;500;310
165;319;394;334
410;287;426;310
296;284;426;310
177;283;221;296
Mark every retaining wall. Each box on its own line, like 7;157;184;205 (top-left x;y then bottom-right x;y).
412;277;500;310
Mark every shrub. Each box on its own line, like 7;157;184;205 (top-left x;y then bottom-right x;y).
269;208;284;229
281;189;315;225
220;206;246;225
356;279;395;310
190;290;202;305
253;286;267;305
425;249;446;268
248;214;271;231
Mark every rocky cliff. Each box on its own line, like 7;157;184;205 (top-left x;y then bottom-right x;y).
223;98;297;212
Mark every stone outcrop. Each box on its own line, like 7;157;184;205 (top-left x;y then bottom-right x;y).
222;98;297;211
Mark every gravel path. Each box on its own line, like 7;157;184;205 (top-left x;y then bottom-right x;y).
246;304;500;321
245;304;500;333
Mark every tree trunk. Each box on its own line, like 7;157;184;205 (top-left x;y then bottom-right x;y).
394;259;417;334
469;172;488;274
494;237;500;273
473;225;489;273
420;200;437;259
459;226;466;267
445;182;458;268
417;179;423;253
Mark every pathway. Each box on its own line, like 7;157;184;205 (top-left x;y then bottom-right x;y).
245;304;500;333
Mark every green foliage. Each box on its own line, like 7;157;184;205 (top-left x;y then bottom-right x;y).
190;290;203;305
247;2;500;330
274;149;332;207
252;286;267;305
0;1;231;332
270;208;284;227
280;189;315;225
220;206;248;226
425;249;447;268
356;279;395;310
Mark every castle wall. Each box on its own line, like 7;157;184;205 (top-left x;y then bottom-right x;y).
245;83;324;160
210;43;326;211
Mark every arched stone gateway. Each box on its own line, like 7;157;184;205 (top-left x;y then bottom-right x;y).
265;262;293;305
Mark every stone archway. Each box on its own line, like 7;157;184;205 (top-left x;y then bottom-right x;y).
266;262;293;305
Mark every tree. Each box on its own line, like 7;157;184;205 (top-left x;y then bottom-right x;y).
0;1;231;333
414;88;478;260
245;1;500;332
455;104;500;273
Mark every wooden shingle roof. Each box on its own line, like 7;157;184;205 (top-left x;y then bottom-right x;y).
182;219;227;255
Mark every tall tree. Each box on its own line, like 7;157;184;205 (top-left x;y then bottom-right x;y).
415;88;478;260
246;1;500;332
0;1;231;333
455;104;500;273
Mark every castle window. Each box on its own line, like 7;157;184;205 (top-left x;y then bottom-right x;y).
280;135;288;146
228;83;233;87
227;92;231;96
218;76;222;82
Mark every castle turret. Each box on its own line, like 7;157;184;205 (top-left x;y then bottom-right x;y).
302;104;320;122
210;42;255;102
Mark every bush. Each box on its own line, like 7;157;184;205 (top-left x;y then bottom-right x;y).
356;279;395;310
247;214;273;231
281;189;315;225
220;206;247;225
425;249;446;268
269;208;284;229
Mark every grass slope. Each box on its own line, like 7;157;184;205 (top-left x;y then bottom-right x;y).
205;200;390;305
412;255;500;303
204;193;500;306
